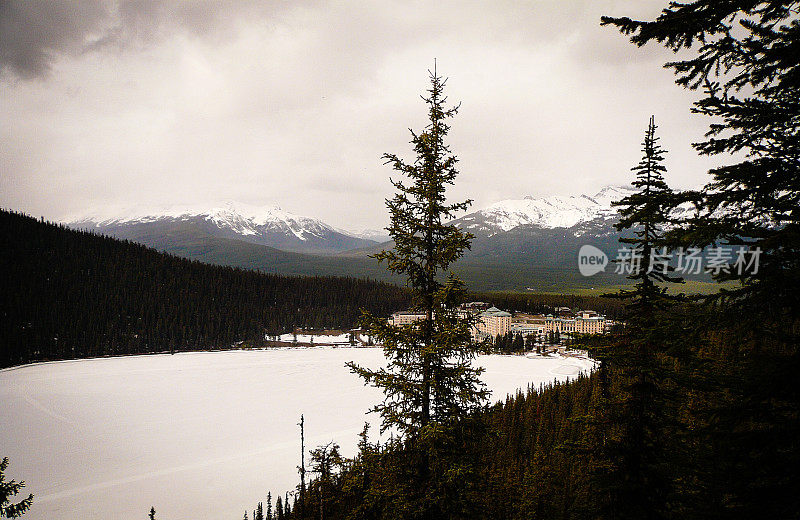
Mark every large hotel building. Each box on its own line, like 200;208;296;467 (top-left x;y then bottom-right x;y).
388;305;609;341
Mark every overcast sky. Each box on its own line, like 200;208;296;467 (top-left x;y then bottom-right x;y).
1;1;721;231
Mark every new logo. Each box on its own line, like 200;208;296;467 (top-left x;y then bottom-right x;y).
578;245;608;277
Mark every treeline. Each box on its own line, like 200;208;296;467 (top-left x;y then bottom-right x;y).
0;210;411;368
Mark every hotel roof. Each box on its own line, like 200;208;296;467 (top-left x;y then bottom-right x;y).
483;306;512;317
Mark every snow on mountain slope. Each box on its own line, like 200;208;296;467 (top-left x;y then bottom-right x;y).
68;202;377;254
453;186;637;235
346;228;391;243
72;202;330;239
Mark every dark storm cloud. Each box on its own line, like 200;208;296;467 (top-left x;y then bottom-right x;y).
0;0;108;79
0;0;297;80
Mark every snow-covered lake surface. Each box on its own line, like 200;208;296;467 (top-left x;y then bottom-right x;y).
0;347;593;520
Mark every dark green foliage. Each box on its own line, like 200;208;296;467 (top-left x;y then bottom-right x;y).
248;6;800;520
602;1;800;310
345;68;488;518
282;375;599;520
0;458;32;519
612;116;682;307
308;442;342;520
0;210;411;368
489;331;526;355
280;301;796;520
583;117;683;519
602;2;800;518
348;68;488;438
269;2;800;511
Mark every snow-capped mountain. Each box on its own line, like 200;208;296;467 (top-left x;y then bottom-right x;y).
68;202;378;254
346;228;391;243
61;186;708;291
452;186;636;236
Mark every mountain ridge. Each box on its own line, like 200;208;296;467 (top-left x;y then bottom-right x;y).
451;185;636;236
68;201;378;255
60;186;667;290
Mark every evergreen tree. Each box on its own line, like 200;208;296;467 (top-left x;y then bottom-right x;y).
591;116;682;519
0;458;32;519
512;333;524;353
602;2;800;309
148;506;156;520
310;442;342;520
0;210;412;368
612;115;681;310
603;3;800;516
275;496;283;520
347;67;487;436
525;333;535;352
347;66;488;518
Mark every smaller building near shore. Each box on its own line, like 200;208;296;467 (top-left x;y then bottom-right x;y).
544;310;608;335
388;310;427;326
510;321;545;339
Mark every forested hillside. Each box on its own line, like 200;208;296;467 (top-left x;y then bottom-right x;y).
0;210;411;368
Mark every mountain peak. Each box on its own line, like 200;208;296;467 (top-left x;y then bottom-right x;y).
66;201;378;254
452;185;637;234
591;185;634;206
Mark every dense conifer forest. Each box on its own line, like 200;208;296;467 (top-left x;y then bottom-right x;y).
4;1;798;519
0;210;412;368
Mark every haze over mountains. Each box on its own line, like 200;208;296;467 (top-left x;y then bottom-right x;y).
66;187;641;290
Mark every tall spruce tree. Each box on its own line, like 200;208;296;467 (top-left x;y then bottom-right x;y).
613;115;681;309
586;116;681;520
347;66;488;518
602;1;799;312
603;2;800;517
347;67;487;437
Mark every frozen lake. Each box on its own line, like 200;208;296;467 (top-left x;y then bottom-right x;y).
0;347;593;520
